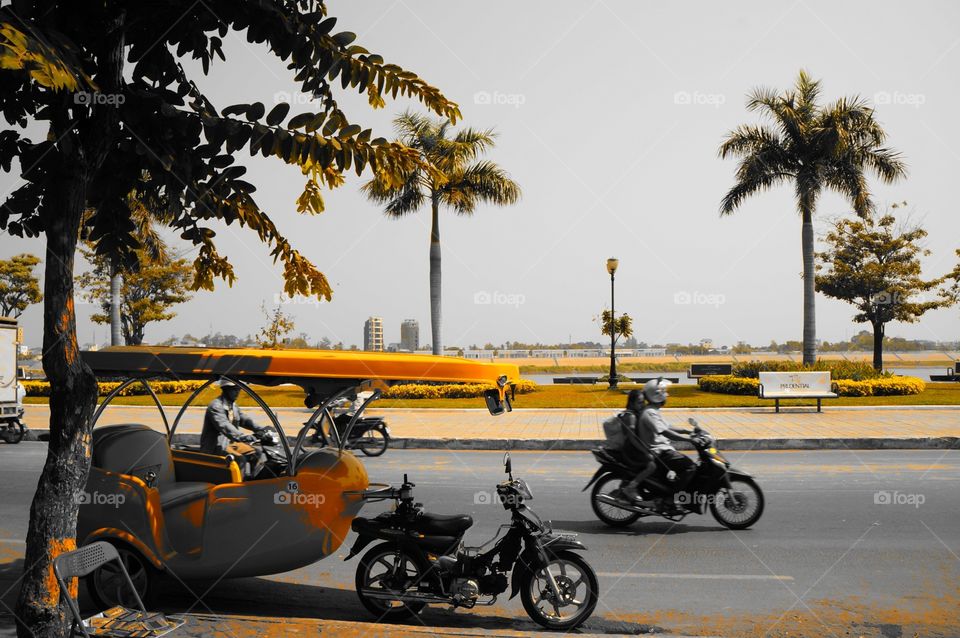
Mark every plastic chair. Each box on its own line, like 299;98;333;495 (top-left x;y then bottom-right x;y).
53;541;146;637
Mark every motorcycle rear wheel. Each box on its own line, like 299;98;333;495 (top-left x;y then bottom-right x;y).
590;475;642;527
357;427;389;457
520;550;598;630
355;543;427;620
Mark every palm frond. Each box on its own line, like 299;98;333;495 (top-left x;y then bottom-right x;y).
440;160;521;214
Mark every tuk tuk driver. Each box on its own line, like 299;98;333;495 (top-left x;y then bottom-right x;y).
201;378;269;476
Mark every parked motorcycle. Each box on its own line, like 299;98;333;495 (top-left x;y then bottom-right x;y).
311;394;390;456
347;453;598;630
585;418;764;529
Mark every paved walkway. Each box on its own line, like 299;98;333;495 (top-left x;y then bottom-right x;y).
21;405;960;449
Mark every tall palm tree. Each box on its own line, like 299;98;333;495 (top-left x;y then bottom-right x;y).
362;111;521;355
719;70;906;365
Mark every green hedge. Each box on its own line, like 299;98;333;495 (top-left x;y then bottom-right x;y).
699;374;925;397
382;380;538;400
23;380;208;397
732;360;884;381
698;375;760;395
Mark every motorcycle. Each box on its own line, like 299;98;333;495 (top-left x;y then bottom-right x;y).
584;418;764;530
346;453;599;630
311;394;390;457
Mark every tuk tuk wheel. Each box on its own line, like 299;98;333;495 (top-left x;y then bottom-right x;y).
87;543;159;609
0;421;24;444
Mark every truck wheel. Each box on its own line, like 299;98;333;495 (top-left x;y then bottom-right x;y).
0;421;24;444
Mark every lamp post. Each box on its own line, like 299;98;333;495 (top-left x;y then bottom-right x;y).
606;258;619;389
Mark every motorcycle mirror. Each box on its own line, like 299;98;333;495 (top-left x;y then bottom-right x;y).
688;417;699;427
503;452;512;477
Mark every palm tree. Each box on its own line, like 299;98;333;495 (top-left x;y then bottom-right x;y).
362;111;521;355
719;70;906;365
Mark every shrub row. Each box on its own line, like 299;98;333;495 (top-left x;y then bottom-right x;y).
697;375;760;395
699;374;925;397
382;380;538;400
22;380;208;397
732;360;884;381
832;377;925;396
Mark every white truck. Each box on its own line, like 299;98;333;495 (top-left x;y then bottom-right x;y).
0;317;25;444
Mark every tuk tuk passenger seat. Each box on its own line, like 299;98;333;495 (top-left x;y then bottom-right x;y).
91;424;214;510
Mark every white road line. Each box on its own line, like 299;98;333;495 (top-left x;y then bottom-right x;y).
599;572;793;581
0;538;25;544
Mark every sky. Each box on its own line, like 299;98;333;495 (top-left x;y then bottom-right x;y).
2;0;959;349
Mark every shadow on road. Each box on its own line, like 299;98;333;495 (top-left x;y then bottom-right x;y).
550;518;729;536
0;559;661;636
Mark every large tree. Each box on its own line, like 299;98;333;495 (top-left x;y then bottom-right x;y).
78;245;193;345
361;111;520;355
0;253;42;317
0;4;458;635
816;205;955;369
719;70;906;365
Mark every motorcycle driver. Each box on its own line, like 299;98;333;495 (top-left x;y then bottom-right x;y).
639;378;697;506
201;378;269;476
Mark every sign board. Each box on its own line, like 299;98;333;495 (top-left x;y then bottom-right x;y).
689;363;733;378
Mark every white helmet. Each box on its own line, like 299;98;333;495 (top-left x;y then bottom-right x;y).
642;377;670;404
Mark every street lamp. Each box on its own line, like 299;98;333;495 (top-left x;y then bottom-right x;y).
606;258;619;389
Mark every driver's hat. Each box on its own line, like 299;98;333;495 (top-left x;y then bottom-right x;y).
642;377;670;403
218;378;239;389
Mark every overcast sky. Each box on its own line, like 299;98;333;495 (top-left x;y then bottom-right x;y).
2;0;959;349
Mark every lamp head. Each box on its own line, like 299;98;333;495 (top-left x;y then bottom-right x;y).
606;258;619;275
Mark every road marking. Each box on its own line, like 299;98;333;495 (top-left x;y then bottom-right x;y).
0;538;25;544
599;572;793;581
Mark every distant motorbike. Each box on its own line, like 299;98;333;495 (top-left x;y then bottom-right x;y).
347;453;598;630
584;418;764;529
310;395;390;457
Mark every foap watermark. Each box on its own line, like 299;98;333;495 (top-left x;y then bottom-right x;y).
273;90;323;106
473;290;525;308
874;91;926;109
874;490;925;508
74;91;125;106
76;490;125;508
273;292;321;308
473;490;521;507
473;90;526;109
673;290;726;308
274;481;326;507
673;90;726;108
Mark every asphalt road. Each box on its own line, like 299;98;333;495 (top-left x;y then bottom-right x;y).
1;444;959;637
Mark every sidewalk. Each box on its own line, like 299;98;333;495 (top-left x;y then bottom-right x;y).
21;404;960;449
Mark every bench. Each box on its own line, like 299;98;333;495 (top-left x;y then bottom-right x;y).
689;363;733;382
758;371;837;412
930;362;960;382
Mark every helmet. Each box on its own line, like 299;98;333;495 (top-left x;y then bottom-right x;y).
218;378;238;389
642;377;670;404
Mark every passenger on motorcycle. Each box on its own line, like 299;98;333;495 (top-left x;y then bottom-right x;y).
201;378;270;476
640;378;697;507
618;389;657;505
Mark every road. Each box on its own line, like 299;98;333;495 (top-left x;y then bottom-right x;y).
1;444;959;637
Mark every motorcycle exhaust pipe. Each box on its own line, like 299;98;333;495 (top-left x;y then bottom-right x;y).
595;493;653;514
360;589;450;604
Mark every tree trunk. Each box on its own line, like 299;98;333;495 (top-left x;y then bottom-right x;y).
872;321;884;371
429;198;442;356
110;270;122;346
15;169;99;638
801;207;817;366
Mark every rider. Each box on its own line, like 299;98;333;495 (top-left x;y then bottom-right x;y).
639;378;697;507
201;378;269;476
618;389;657;505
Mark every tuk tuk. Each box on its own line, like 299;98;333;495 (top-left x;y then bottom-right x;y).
77;346;518;608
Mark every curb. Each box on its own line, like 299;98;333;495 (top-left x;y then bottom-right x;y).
22;429;960;450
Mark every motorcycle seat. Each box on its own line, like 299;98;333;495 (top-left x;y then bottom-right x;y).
414;513;474;536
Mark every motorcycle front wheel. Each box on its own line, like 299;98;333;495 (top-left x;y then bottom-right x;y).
357;426;389;457
590;474;642;527
355;543;427;620
520;550;598;630
710;476;764;529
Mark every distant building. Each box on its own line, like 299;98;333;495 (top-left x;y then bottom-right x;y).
363;317;384;352
400;319;419;352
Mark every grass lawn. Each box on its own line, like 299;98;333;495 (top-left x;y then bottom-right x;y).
24;382;960;409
